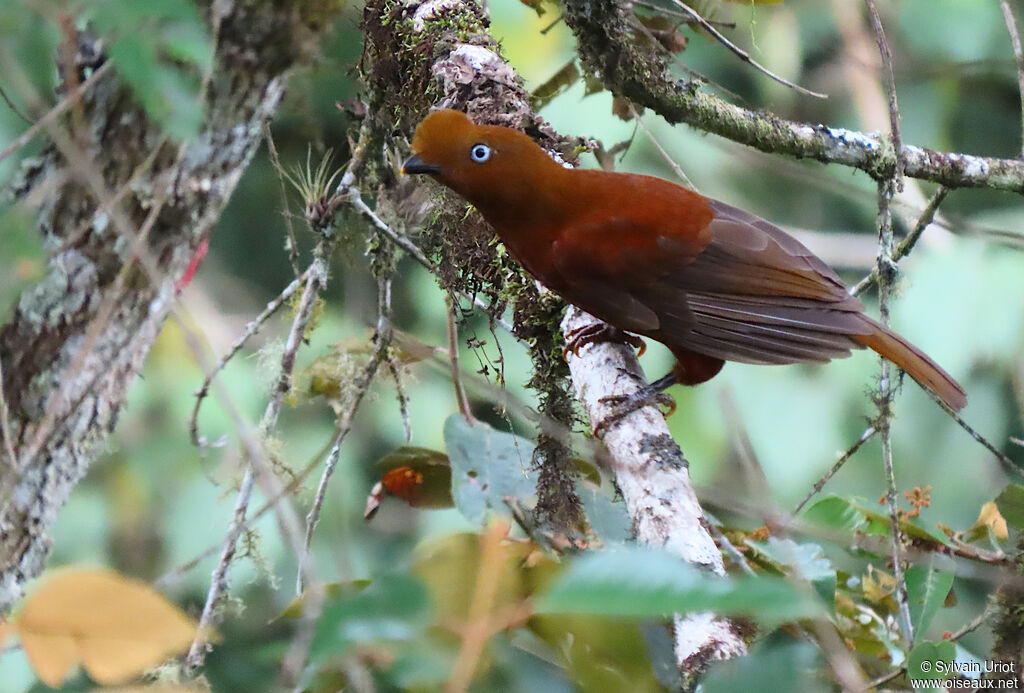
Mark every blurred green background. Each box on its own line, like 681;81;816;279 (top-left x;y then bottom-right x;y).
2;0;1023;690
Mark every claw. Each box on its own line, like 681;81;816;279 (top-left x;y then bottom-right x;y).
564;323;646;361
593;389;677;437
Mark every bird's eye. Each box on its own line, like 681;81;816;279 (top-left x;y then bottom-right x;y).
469;143;492;163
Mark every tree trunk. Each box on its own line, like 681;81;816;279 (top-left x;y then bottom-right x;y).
0;2;332;613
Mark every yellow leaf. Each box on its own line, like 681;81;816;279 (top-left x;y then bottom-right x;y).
0;619;13;646
976;501;1009;540
14;568;199;687
862;568;896;602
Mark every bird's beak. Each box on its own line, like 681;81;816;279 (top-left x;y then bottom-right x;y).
402;155;442;176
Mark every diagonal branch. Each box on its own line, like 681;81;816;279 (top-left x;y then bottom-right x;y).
561;0;1024;192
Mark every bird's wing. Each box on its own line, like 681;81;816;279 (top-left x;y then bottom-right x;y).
654;199;873;364
548;213;704;334
549;198;873;366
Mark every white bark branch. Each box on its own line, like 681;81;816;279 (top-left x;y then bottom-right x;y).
561;307;747;672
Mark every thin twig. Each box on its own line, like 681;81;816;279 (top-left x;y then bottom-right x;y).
665;0;828;99
628;103;698;190
0;358;17;471
923;387;1018;470
448;297;475;424
346;187;432;267
632;0;736;29
346;184;516;334
189;268;312;448
866;600;996;689
863;0;914;648
864;0;904;185
299;275;394;594
628;12;744;102
0;59;112;165
187;259;328;670
264;123;304;277
874;176;915;649
851;186;949;296
389;359;412;443
793;426;877;515
999;0;1024;158
0;83;31;124
170;309;319;683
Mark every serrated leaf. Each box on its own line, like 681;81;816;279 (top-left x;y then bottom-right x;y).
444;415;537;525
905;563;954;637
537;547;822;623
862;566;897;604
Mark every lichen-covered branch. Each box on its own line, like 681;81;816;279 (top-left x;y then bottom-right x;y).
0;2;335;613
560;0;1024;192
562;307;748;680
361;0;742;680
362;0;585;530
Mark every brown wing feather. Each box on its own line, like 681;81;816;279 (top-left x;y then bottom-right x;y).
536;184;966;409
641;200;873;364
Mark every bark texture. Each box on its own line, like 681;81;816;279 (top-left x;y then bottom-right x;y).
0;2;332;612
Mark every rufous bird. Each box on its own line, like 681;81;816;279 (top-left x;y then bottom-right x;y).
402;109;967;413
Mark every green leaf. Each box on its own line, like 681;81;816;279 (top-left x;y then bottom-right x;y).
576;482;631;545
802;495;950;547
996;484;1024;531
905;563;954;637
107;35;204;140
907;640;955;685
79;0;212;140
309;574;430;661
801;495;868;532
703;636;829;693
443;415;537;525
537;546;822;623
748;538;836;609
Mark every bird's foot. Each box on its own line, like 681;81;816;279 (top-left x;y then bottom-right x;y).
593;385;677;437
564;323;646;360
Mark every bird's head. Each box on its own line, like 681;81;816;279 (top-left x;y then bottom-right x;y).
403;109;563;215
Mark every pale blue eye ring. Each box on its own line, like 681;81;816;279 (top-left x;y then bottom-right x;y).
470;143;491;163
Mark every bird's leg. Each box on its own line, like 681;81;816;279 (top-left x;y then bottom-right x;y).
564;322;646;359
593;373;677;437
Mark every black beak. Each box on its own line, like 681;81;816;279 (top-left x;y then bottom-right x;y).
402;155;442;175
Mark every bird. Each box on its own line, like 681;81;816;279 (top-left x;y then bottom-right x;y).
402;109;967;413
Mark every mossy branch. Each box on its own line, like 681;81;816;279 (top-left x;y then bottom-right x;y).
560;0;1024;192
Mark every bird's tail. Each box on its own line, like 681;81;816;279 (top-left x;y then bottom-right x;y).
852;319;967;411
